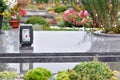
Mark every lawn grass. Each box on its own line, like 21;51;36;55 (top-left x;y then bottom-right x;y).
45;28;79;31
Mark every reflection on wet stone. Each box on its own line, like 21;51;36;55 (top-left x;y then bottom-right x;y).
0;63;17;72
20;63;33;74
108;62;120;71
19;47;34;53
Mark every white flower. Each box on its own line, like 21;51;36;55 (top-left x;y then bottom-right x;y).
4;0;17;9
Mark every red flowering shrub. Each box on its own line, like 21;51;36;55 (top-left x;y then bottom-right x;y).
63;10;93;27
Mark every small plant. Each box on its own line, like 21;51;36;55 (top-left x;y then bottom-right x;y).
48;8;54;12
25;16;50;30
9;2;27;20
69;61;118;80
25;4;38;10
55;71;71;80
2;21;11;30
24;67;52;80
38;7;45;10
54;6;67;13
2;12;11;30
0;71;17;79
57;20;65;27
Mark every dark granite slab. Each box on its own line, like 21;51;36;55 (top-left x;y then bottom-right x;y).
0;52;120;62
0;52;120;57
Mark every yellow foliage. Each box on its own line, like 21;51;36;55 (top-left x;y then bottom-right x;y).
111;76;119;80
112;71;120;76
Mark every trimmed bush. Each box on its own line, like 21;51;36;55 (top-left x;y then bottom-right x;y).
55;61;119;80
25;16;50;30
54;6;67;13
70;61;114;80
24;67;52;80
0;71;17;79
57;20;65;27
55;71;70;80
38;7;45;10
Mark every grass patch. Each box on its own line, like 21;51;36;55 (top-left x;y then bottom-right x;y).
45;27;79;31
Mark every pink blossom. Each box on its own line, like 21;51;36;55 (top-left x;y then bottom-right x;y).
72;18;76;22
83;10;88;16
81;18;87;23
80;10;88;18
64;10;75;22
63;9;93;27
64;10;74;15
77;22;82;26
94;23;97;27
64;10;70;15
90;19;93;22
63;16;68;22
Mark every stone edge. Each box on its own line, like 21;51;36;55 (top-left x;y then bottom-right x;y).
93;30;120;38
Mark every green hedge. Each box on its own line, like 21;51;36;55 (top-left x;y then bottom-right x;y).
24;68;52;80
54;6;67;13
25;16;50;30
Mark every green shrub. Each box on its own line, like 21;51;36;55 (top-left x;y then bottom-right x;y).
24;67;52;80
64;22;72;27
0;71;17;79
57;20;65;27
25;16;47;25
2;17;11;30
35;0;48;3
55;71;71;80
38;7;45;10
44;0;49;3
55;61;119;80
69;61;113;80
54;6;67;13
25;4;38;10
2;22;11;30
25;16;50;30
48;8;54;11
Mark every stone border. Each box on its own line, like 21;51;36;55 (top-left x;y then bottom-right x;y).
93;30;120;38
0;52;120;63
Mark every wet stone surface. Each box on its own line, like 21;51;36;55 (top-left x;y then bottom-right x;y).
1;29;120;62
1;29;120;53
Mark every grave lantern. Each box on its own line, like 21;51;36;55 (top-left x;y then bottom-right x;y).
20;24;33;47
